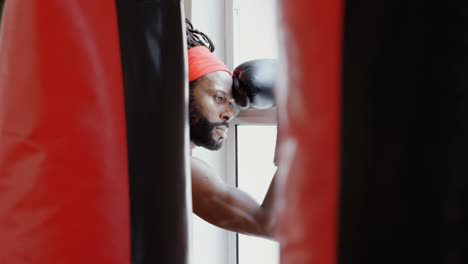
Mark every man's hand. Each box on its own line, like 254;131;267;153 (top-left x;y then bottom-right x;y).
191;156;276;239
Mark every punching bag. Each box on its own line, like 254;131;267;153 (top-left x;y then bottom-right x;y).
275;0;342;263
0;0;4;24
277;0;468;263
338;1;468;263
115;1;191;264
0;1;131;263
0;1;190;264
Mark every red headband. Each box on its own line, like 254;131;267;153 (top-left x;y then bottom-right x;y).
188;46;231;82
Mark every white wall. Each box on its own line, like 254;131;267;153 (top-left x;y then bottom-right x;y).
184;1;231;264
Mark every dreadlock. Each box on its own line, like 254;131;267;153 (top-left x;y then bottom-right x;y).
186;18;217;88
185;18;215;52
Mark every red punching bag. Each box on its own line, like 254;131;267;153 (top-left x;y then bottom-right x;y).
275;0;343;263
277;0;468;263
0;1;130;263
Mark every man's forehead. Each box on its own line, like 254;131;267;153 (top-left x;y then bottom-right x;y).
199;72;233;94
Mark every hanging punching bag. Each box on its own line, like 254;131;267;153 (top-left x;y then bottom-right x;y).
0;0;4;24
338;1;468;263
0;1;130;263
1;0;190;263
115;1;191;264
277;0;468;263
275;0;342;263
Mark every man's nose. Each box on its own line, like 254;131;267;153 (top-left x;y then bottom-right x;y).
220;110;234;122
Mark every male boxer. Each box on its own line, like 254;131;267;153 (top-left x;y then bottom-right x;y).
186;19;278;239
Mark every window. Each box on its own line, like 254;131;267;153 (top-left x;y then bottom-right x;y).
225;0;279;263
225;0;279;68
237;125;279;264
224;109;279;264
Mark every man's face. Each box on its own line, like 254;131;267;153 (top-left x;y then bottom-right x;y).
190;71;237;150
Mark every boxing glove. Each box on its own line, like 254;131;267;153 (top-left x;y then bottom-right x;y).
232;59;277;109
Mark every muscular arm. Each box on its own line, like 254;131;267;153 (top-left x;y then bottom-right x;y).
191;156;276;239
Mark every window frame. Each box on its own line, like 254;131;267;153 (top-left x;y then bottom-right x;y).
225;108;277;264
224;0;239;70
225;1;278;263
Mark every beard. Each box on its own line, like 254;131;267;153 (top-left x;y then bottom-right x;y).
189;93;229;151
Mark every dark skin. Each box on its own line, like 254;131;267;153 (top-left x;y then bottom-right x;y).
190;71;277;239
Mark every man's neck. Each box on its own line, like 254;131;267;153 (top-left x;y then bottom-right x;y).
190;142;196;155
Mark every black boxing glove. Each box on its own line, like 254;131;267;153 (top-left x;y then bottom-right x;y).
232;59;277;109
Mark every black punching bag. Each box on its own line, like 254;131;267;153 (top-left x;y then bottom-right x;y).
339;1;468;264
115;1;190;264
0;0;4;24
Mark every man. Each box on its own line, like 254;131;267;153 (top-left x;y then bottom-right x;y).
186;19;277;239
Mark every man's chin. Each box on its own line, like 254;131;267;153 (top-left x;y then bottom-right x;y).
206;141;223;151
207;138;224;151
192;139;223;151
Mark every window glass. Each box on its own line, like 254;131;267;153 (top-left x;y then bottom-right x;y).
237;125;279;264
235;0;279;66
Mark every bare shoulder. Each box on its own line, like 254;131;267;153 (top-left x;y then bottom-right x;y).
190;156;211;172
190;156;226;195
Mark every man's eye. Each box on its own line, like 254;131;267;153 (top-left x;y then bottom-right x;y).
215;96;224;103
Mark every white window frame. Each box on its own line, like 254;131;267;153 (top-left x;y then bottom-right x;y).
225;1;278;263
225;0;238;70
225;108;277;264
